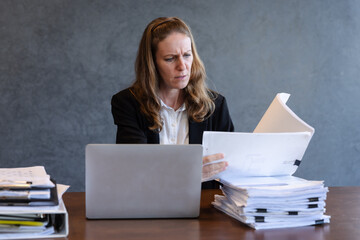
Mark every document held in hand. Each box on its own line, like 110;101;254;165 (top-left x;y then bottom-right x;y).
203;93;315;180
205;93;330;230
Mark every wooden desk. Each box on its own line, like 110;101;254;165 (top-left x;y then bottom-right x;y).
46;187;360;240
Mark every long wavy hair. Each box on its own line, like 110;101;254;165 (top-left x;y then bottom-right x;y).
131;17;216;131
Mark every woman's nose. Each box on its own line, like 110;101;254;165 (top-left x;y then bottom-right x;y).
177;57;186;70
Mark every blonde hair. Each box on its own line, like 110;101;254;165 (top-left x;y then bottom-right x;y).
131;17;216;131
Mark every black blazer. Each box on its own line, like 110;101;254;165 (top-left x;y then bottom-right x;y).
111;88;235;188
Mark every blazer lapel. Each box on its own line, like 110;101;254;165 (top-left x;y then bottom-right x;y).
189;120;206;144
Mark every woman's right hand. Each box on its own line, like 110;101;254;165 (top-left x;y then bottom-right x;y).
202;153;228;182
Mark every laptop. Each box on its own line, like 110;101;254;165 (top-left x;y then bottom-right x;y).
85;144;203;219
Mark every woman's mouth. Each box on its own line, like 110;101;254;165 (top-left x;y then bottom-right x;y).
175;75;187;80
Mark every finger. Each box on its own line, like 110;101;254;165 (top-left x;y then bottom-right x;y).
202;161;228;180
203;153;225;164
202;163;227;181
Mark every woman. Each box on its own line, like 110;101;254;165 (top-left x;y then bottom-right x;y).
111;17;234;188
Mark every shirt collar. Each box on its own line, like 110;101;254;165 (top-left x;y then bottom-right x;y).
159;98;186;112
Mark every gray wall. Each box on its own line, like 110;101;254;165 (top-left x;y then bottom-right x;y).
1;0;359;191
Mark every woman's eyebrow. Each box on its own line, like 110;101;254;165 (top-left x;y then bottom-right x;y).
162;49;192;57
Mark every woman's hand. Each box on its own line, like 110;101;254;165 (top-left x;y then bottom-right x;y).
202;153;228;182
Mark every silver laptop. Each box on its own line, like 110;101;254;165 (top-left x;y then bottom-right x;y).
85;144;203;219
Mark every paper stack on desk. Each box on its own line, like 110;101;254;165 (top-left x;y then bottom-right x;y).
0;166;58;207
212;176;330;229
203;93;330;229
0;166;69;239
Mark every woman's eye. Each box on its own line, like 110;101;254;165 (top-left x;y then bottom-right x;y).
165;57;174;62
184;53;192;58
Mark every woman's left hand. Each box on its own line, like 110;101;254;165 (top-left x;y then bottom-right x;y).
202;153;228;182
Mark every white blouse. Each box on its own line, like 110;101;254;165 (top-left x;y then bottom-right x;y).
159;99;189;144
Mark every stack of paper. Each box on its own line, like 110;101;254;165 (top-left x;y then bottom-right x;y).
0;166;69;239
212;176;330;229
203;93;330;229
0;166;57;206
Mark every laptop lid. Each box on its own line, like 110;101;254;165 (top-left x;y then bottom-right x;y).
85;144;203;219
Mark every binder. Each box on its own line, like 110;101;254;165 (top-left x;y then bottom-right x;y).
0;200;68;239
0;167;69;238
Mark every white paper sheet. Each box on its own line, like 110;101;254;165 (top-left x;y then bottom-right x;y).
203;92;315;181
0;189;50;199
254;93;314;135
203;131;312;179
0;166;54;188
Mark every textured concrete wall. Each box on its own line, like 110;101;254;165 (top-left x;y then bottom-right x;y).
1;0;359;191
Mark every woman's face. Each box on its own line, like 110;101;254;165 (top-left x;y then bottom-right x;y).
155;32;193;92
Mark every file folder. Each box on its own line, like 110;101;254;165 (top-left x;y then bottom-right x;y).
0;179;59;206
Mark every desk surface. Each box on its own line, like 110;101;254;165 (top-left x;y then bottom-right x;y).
47;186;360;240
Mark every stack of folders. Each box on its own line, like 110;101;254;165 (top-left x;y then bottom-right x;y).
203;93;331;229
0;166;69;239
